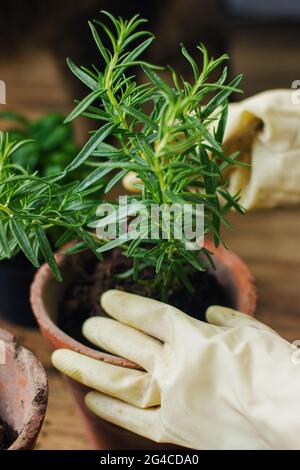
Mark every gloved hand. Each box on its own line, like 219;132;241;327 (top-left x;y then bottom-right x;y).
52;290;300;450
223;89;300;210
123;90;300;210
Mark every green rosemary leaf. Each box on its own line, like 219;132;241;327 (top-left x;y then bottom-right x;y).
135;134;155;165
92;143;124;158
74;228;103;261
94;20;117;50
181;44;199;80
54;230;74;248
63;242;87;255
122;30;153;49
176;266;195;293
113;37;155;82
202;74;243;119
214;103;228;143
65;122;115;172
97;235;128;253
179;249;206;272
65;89;103;123
219;189;245;214
34;224;62;281
66;58;98;90
9;219;39;267
77;166;112;192
142;66;174;98
101;10;121;35
155;248;167;274
0;220;10;257
120;104;158;131
88;21;110;64
104;169;128;194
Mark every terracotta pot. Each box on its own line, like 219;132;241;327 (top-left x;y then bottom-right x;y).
30;241;256;449
0;329;48;450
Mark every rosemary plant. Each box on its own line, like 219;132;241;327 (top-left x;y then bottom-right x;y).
0;132;101;280
0;12;245;302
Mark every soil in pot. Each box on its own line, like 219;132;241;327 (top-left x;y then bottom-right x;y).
58;249;232;346
0;419;18;450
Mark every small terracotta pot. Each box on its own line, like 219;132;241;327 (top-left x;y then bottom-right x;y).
0;329;48;450
30;241;256;449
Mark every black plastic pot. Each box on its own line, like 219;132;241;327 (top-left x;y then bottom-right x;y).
0;253;37;327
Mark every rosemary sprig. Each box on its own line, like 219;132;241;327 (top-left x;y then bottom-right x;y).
0;12;245;301
0;133;102;280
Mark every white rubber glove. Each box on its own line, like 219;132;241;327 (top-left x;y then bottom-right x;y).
52;290;300;450
224;89;300;209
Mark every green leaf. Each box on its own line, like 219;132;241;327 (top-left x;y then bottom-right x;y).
55;230;74;248
34;224;62;281
181;44;199;80
202;74;243;119
0;220;10;257
135;134;155;166
176;266;195;293
142;66;174;98
155;249;167;274
122;30;153;49
101;10;121;34
65;89;103;123
114;37;155;82
97;235;128;253
88;21;110;63
9;219;39;267
214;103;228;143
212;197;221;247
67;58;98;90
63;242;87;255
219;189;245;214
92;143;124;158
95;20;117;50
74;228;103;261
65;122;115;172
120;105;158;131
78;166;112;191
104;169;127;194
180;249;206;272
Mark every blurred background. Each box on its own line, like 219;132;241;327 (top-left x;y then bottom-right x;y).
1;0;300;450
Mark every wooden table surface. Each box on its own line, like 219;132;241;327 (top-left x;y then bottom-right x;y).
1;49;300;450
1;207;300;449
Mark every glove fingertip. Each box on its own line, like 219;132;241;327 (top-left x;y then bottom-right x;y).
85;391;110;416
51;349;79;377
100;289;123;312
205;305;224;325
51;348;70;368
84;391;96;408
82;316;99;338
206;305;240;326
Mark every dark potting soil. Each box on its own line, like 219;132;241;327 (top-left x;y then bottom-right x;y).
0;419;18;450
58;249;232;347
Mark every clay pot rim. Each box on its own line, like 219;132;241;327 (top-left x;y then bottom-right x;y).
30;247;141;369
0;328;48;450
30;241;256;370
